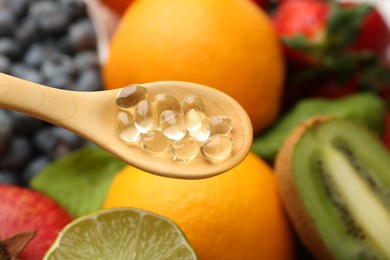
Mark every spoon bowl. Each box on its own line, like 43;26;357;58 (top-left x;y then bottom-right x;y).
0;73;253;179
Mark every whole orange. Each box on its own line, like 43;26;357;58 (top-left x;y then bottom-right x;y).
103;152;295;259
103;0;285;133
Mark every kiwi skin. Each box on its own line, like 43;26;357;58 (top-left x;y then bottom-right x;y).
275;116;335;260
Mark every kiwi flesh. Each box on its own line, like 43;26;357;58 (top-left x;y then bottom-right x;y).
275;116;390;260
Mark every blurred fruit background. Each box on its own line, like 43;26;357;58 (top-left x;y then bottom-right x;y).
1;0;390;259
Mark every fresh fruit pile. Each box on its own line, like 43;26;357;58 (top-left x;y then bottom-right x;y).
0;0;102;185
1;0;390;259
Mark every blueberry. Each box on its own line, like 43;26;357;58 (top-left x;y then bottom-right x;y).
0;7;15;36
23;43;55;68
60;0;87;21
0;136;32;172
63;19;96;52
0;109;12;155
0;55;11;73
21;156;50;185
35;127;87;159
45;74;73;90
74;69;102;91
9;0;29;19
10;64;44;84
74;51;100;71
0;170;19;185
8;111;44;137
0;38;22;60
14;17;39;45
41;53;76;81
30;0;69;35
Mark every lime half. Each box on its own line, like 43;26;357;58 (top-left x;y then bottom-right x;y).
44;207;197;259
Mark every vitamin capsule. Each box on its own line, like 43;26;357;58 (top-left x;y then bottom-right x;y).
159;110;186;141
185;109;210;142
182;95;205;114
116;84;148;109
208;116;233;136
116;111;141;143
170;138;199;162
201;134;233;161
154;93;182;115
134;100;156;134
140;130;171;153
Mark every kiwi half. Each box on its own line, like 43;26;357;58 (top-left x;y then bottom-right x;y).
275;116;390;260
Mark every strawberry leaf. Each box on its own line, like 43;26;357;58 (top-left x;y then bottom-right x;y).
281;34;317;51
326;2;373;50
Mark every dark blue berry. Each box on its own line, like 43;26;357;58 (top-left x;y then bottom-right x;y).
0;170;19;185
45;74;73;90
23;43;55;68
0;7;15;36
21;156;50;185
0;38;22;60
15;17;39;45
9;0;29;19
41;53;76;80
74;51;100;71
60;0;87;21
9;111;44;137
0;54;11;73
0;109;12;156
35;126;87;159
0;137;32;172
10;64;44;84
30;0;69;35
64;19;96;52
74;69;102;91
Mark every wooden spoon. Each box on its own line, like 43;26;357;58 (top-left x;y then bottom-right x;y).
0;73;253;179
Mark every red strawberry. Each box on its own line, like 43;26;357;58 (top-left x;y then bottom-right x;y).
273;0;390;68
0;184;72;260
273;0;329;67
345;2;390;57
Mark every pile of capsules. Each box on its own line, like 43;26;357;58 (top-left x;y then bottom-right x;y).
115;84;234;163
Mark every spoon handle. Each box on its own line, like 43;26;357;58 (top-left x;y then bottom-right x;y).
0;73;77;125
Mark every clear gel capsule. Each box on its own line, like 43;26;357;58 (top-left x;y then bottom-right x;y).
182;95;205;114
140;130;171;153
159;110;186;141
116;111;141;143
208;116;233;136
134;100;156;134
154;93;182;115
185;109;210;142
116;84;148;109
170;138;199;162
201;134;233;161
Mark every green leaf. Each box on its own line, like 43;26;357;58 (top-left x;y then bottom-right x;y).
281;34;317;51
326;2;373;49
30;146;126;218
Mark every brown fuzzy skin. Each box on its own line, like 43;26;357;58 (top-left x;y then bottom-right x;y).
275;116;335;260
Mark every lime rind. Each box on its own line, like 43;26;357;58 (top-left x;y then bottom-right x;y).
44;207;198;259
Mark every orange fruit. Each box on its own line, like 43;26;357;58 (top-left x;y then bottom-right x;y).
103;0;285;133
103;152;295;259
